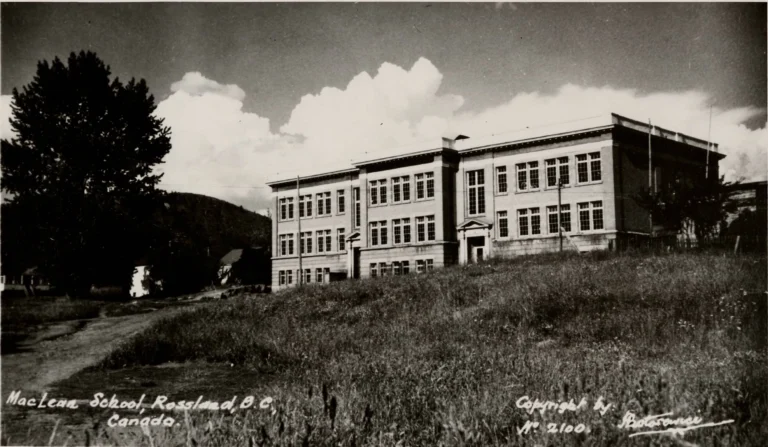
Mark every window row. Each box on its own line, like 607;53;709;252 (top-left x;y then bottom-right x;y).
278;267;332;286
369;171;435;206
491;151;603;195
496;200;604;238
369;215;436;247
370;259;433;277
279;189;352;221
279;228;347;256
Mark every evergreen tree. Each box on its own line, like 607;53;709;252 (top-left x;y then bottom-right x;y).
1;51;171;295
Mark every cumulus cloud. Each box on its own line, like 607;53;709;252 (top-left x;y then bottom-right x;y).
1;95;15;140
170;72;246;102
449;84;767;183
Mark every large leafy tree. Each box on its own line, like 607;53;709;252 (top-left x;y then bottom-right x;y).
2;51;171;295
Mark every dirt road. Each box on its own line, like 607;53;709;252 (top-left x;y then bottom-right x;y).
1;305;192;394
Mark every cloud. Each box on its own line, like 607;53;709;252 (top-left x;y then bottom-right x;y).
449;84;767;183
170;72;246;102
1;95;15;140
155;73;292;210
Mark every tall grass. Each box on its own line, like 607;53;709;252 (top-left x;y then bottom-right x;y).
83;253;768;445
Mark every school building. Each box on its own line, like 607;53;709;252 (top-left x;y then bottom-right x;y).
267;113;722;290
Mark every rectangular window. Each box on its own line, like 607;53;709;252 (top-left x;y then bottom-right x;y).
426;259;434;271
402;261;410;274
467;169;486;215
391;176;410;203
301;232;313;254
578;201;604;231
304;269;312;284
577;152;602;184
279;197;295;221
324;229;332;252
337;228;345;251
286;269;293;285
379;262;389;276
298;195;313;218
337;190;345;214
497;211;509;238
354;187;361;228
324;267;330;281
369;221;387;246
496;166;508;194
370;180;387;205
392;218;411;244
415;215;434;242
279;270;286;286
546;157;570;187
516;161;540;191
316;230;331;253
518;209;529;236
316;192;332;216
279;234;295;256
547;204;572;233
530;207;541;235
370;263;378;278
415;172;434;200
316;268;323;283
416;259;425;273
393;261;402;276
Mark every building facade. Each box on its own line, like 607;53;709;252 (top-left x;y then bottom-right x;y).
268;114;723;290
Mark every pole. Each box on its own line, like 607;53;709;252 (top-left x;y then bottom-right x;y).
558;178;563;252
297;175;302;287
648;119;653;240
706;104;712;180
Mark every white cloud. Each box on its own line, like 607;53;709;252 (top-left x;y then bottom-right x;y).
1;95;15;140
170;72;245;102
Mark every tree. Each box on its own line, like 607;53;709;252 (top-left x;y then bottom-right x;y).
1;51;171;296
636;175;737;243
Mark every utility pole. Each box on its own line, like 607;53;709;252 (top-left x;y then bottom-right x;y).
297;175;303;287
558;177;563;252
648;119;653;241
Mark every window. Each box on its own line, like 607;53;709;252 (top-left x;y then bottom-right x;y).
496;166;508;194
301;232;313;254
416;215;435;242
516;161;540;191
467;169;486;215
546;157;570;187
279;234;295;256
337;190;345;214
316;230;332;253
316;268;323;283
497;211;509;238
279;197;294;221
547;204;572;234
402;261;410;274
576;152;602;184
518;209;529;236
518;208;541;236
304;269;312;284
286;269;293;285
415;172;435;200
392;176;410;203
298;195;312;218
578;201;604;231
370;263;378;278
370;180;387;205
426;259;434;271
354;187;361;228
337;228;346;251
279;270;286;286
324;267;330;281
379;262;389;276
416;260;426;273
316;192;332;216
393;261;402;276
393;218;411;244
369;221;387;246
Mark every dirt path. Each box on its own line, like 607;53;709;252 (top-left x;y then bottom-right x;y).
1;305;192;394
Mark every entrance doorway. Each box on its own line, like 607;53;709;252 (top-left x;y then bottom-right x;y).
467;236;485;263
353;248;361;279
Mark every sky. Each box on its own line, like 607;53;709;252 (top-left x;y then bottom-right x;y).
2;2;766;213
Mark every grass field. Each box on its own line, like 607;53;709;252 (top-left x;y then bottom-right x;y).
6;252;768;446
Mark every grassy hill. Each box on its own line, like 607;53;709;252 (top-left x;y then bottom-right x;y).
29;251;765;446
